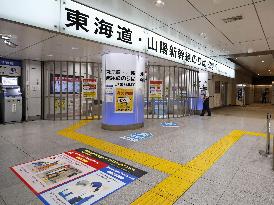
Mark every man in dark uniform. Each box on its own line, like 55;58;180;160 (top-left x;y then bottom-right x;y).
200;90;211;116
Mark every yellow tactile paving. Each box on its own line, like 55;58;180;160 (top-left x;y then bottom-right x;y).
57;120;266;205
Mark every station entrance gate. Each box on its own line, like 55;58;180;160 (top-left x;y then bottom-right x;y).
42;61;199;120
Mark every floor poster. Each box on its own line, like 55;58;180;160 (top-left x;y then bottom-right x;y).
160;122;179;127
11;148;147;205
120;132;153;142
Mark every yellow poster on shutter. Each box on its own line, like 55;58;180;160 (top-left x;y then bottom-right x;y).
115;87;134;113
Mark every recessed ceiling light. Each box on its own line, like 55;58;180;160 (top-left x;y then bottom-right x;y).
236;57;238;60
200;32;207;39
154;0;165;7
262;60;264;63
258;74;260;76
268;70;271;72
47;54;53;57
72;47;79;50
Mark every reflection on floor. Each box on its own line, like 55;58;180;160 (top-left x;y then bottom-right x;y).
0;104;274;205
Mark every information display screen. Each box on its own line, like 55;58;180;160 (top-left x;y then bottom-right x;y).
1;77;18;85
50;74;81;94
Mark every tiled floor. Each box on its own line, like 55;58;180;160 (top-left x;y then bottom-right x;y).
0;104;274;205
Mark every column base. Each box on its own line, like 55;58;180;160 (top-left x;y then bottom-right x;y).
101;123;144;131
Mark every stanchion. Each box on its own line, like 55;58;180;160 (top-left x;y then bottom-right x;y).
259;113;271;157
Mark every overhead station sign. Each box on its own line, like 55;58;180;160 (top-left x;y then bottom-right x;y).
0;0;235;78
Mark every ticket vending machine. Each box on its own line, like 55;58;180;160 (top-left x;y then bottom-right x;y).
0;77;22;123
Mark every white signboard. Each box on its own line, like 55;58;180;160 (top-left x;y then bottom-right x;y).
1;0;235;78
60;0;234;78
60;0;146;53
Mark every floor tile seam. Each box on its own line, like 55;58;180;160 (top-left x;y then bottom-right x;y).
0;135;35;160
215;166;241;204
0;194;7;205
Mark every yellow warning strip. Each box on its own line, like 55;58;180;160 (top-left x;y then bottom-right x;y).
57;119;182;174
131;130;243;205
57;121;265;205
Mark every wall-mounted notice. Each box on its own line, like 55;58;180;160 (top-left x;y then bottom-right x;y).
11;148;147;205
149;80;163;98
82;78;97;99
105;84;114;102
54;97;66;111
115;87;134;113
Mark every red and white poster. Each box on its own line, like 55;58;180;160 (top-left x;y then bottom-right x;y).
82;78;97;99
149;80;163;98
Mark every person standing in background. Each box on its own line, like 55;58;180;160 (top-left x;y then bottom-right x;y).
200;90;211;116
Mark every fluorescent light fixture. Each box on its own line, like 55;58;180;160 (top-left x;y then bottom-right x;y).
0;34;18;48
154;0;165;7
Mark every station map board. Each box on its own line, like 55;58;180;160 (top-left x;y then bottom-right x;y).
10;148;147;205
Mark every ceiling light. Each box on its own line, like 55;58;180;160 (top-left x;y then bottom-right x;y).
47;54;53;57
200;32;207;39
268;69;271;72
262;60;264;63
258;74;260;76
0;34;11;40
236;57;238;60
72;47;79;50
3;40;18;48
154;0;165;8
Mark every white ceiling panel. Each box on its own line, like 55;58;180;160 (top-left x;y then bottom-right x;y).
75;0;166;31
206;4;264;43
268;37;274;50
234;39;268;54
124;0;201;25
255;0;274;38
0;20;56;58
188;0;252;15
172;17;232;50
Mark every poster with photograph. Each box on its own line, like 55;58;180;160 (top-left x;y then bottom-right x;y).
82;78;97;99
149;80;163;98
10;151;107;193
39;166;136;205
115;87;134;113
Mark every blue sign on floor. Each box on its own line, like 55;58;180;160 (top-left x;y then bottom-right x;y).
120;132;153;142
161;122;179;127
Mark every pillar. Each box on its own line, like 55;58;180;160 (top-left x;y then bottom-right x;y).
101;53;145;130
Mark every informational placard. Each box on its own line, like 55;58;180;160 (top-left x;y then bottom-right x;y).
149;80;163;98
54;97;66;111
11;148;146;205
120;132;153;142
160;122;179;127
82;78;97;99
105;84;114;102
115;87;134;113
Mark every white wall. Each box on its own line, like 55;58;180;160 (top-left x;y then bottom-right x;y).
22;60;41;120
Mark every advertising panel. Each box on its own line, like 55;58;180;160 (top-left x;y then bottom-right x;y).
115;87;134;113
149;80;163;98
82;78;97;99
